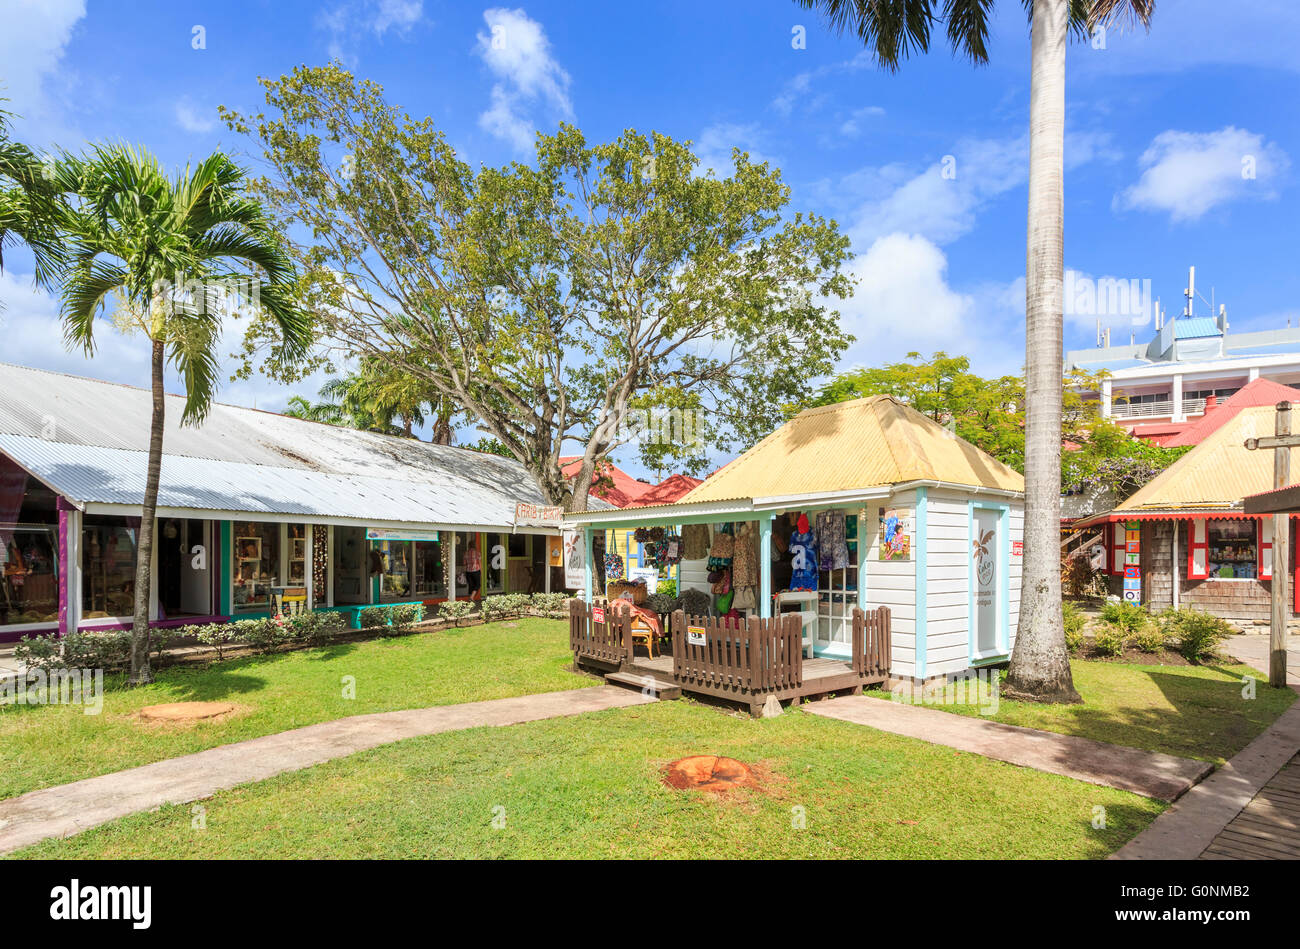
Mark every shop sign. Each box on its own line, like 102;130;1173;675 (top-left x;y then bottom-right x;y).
366;528;440;542
514;502;564;528
1122;577;1141;603
1124;565;1141;579
562;529;585;589
592;606;605;625
1011;541;1023;557
628;566;658;593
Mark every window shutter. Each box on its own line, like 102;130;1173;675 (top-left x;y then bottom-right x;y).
1187;519;1209;580
1259;519;1273;580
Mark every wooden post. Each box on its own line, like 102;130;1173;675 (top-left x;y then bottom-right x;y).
1273;402;1291;689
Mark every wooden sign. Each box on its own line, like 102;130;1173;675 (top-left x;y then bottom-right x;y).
687;625;706;646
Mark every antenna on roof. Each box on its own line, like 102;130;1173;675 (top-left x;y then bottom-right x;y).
1183;265;1195;318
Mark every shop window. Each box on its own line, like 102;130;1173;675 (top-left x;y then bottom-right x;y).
1206;519;1257;579
1259;519;1273;580
81;516;139;620
1;524;59;627
377;540;412;600
413;539;446;598
287;524;308;585
233;522;280;611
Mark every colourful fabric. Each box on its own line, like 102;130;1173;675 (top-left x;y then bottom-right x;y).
816;511;849;570
788;528;819;591
682;524;710;560
732;521;759;588
604;550;624;581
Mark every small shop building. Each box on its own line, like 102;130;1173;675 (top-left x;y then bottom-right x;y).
564;395;1026;703
0;363;564;642
1077;402;1300;625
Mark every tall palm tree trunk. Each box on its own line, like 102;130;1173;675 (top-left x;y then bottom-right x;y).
129;338;165;685
1006;0;1080;703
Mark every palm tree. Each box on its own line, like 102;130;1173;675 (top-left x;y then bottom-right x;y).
60;145;312;684
283;394;344;425
797;0;1152;703
0;108;65;295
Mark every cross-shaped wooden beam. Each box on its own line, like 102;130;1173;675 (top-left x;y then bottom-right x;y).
1243;400;1292;688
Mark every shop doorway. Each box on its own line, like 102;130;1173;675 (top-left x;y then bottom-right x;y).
157;518;211;619
971;506;1002;659
334;526;368;604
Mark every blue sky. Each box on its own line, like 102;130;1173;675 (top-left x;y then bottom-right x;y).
1;0;1297;477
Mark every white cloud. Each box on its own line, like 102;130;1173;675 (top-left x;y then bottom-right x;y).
0;0;86;145
838;106;885;139
174;99;215;134
845;130;1117;248
372;0;421;35
693;123;778;178
1115;127;1290;222
475;8;571;152
316;0;423;64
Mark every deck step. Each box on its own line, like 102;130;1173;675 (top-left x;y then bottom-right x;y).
605;670;681;700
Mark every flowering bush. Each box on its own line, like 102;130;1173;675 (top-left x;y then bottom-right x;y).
438;600;476;624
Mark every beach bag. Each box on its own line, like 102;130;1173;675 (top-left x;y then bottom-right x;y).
711;571;731;595
733;586;756;611
604;551;625;581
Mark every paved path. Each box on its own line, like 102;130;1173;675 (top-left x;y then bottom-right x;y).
1113;696;1300;860
0;685;654;855
1223;634;1300;687
803;695;1212;801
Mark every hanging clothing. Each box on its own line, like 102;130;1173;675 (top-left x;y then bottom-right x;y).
788;526;819;591
682;524;710;560
816;511;849;571
732;521;759;588
709;526;735;560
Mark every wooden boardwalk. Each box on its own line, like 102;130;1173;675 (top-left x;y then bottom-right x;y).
1200;753;1300;860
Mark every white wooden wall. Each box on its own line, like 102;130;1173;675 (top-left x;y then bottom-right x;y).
863;488;918;678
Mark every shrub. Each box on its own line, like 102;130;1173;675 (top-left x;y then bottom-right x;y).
1160;606;1232;663
655;578;678;598
290;610;346;646
194;622;240;660
1092;623;1127;657
233;617;282;654
1100;599;1151;638
14;633;63;673
151;627;180;663
1062;601;1087;655
438;600;476;625
359;606;387;630
389;603;423;633
1062;554;1106;598
481;595;512;620
530;592;568;614
1131;624;1168;653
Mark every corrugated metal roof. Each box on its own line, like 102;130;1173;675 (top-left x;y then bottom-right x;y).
683;396;1024;504
1173;317;1222;340
1112;404;1298;512
0;362;550;526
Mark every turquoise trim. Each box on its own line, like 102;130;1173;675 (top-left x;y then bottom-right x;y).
856;511;869;610
967;500;1012;666
915;486;928;679
219;521;232;615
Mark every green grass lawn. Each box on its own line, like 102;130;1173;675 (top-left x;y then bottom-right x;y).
0;618;589;800
10;700;1164;860
871;659;1294;765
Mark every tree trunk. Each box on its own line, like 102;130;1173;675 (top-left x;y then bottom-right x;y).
129;338;165;686
1006;0;1080;704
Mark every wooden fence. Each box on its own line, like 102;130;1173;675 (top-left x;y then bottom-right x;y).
569;598;630;665
851;606;892;678
670;610;803;695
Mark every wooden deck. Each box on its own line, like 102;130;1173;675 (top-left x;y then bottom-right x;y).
1200;753;1300;860
570;600;891;715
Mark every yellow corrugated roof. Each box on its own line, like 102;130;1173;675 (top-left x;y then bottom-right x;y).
683;396;1024;503
1118;404;1299;512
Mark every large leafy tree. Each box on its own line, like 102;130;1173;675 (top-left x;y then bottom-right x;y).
59;145;312;684
798;0;1153;703
222;65;855;511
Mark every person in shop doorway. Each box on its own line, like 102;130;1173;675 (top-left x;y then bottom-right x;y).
464;536;482;601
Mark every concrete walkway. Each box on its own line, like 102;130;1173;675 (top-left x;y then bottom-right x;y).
0;685;654;855
1223;633;1300;687
1112;695;1300;860
804;695;1212;801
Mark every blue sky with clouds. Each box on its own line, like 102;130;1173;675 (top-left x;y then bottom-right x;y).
1;0;1297;475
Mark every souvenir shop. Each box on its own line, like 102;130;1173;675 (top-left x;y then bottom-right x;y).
566;394;1027;682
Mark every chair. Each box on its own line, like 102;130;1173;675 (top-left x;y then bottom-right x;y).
775;590;818;659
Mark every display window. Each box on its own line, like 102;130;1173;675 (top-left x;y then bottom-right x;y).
233;521;280;611
377;539;412;599
1;524;59;626
413;540;446;597
1207;519;1257;579
81;516;139;619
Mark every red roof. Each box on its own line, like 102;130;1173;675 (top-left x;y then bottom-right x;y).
626;473;703;507
1163;378;1300;447
559;457;654;508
